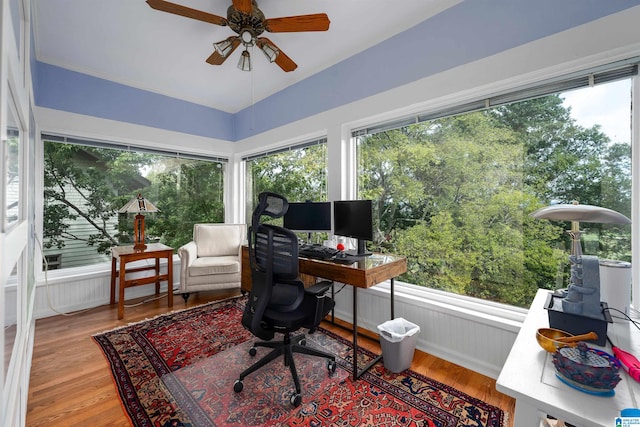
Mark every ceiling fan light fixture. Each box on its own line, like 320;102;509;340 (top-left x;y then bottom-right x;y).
213;38;234;58
238;49;251;71
240;29;254;46
260;42;279;63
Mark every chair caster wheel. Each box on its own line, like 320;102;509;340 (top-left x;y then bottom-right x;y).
290;393;302;407
249;347;257;357
327;360;337;374
233;380;244;393
299;339;306;346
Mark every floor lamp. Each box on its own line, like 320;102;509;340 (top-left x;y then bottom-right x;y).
119;194;160;250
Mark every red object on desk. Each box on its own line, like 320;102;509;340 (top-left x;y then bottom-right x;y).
336;243;345;251
611;342;640;382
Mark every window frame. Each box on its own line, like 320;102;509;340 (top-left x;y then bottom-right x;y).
40;134;230;273
350;61;638;310
242;136;329;223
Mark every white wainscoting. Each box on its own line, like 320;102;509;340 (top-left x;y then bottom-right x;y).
31;259;179;320
331;282;523;379
26;261;522;380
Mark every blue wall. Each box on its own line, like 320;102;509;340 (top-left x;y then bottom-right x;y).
34;0;640;142
35;62;234;141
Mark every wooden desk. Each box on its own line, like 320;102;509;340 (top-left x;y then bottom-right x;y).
241;246;407;379
110;243;174;319
496;289;640;426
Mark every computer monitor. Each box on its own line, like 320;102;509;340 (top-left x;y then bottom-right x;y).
283;201;332;235
333;199;373;257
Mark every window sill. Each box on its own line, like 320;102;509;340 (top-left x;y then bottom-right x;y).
35;255;177;286
369;280;527;332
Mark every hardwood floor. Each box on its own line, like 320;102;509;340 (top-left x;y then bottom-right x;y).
27;290;515;426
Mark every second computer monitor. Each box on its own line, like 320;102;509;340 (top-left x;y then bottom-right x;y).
283;201;332;233
333;199;373;257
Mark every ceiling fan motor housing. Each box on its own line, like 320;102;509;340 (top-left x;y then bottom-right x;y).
227;4;266;40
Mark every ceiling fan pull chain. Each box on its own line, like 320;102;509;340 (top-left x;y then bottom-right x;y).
251;49;255;130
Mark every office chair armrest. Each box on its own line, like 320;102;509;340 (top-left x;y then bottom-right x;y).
305;280;333;297
306;280;334;330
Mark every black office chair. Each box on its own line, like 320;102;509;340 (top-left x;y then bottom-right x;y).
233;192;337;407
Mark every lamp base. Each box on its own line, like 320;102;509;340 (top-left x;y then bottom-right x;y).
133;214;146;251
545;293;611;346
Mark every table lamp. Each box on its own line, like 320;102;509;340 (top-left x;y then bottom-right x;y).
531;202;630;343
118;194;160;250
530;202;631;257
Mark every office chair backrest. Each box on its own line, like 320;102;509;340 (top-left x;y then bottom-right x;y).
252;223;299;279
243;192;300;339
251;192;288;229
248;192;297;276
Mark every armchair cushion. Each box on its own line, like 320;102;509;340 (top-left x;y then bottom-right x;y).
195;224;243;257
189;255;240;277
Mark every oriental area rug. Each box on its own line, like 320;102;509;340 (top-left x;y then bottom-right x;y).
93;296;505;427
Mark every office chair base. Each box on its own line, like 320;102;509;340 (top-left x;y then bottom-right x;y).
233;333;336;407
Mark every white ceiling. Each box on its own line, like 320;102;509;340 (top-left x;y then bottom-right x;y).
33;0;460;113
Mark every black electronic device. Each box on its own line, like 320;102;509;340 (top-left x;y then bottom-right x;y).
333;199;373;257
283;201;332;233
298;243;339;260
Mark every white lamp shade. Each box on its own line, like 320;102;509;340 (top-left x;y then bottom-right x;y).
260;42;279;63
531;204;630;224
213;38;235;58
237;50;251;71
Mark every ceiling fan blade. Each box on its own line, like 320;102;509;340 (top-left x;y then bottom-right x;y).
258;37;297;72
275;50;298;72
146;0;228;26
264;13;330;32
206;37;241;65
231;0;253;14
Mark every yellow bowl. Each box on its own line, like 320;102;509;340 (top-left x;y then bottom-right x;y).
536;328;574;353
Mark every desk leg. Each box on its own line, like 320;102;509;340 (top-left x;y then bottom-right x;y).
167;252;173;308
331;283;335;323
390;278;395;320
352;278;397;380
155;257;161;295
110;257;117;305
352;286;359;380
514;399;545;427
118;259;126;320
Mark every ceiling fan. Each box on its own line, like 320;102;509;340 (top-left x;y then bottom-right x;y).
146;0;330;72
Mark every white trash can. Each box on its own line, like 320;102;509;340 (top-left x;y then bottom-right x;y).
377;317;420;373
599;259;631;322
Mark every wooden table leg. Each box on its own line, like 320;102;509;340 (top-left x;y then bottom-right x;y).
167;251;173;308
155;257;160;295
110;256;117;305
118;258;126;320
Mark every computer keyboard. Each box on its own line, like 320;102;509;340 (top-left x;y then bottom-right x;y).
298;244;339;260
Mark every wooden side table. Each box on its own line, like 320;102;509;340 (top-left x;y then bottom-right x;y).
110;243;174;319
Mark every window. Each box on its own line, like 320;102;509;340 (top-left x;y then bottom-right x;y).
4;113;20;230
355;69;633;308
243;138;328;226
42;136;226;269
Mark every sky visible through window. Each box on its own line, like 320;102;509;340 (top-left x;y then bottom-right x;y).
562;79;630;144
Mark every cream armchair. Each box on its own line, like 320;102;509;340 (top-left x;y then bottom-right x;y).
178;223;246;302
